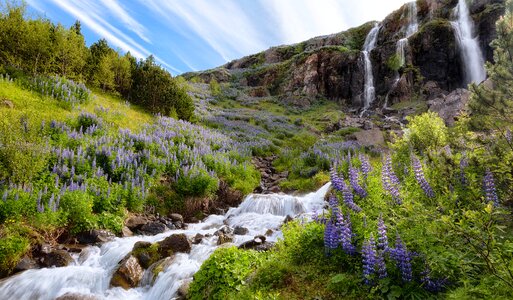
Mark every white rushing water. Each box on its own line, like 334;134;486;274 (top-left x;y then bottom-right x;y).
362;23;380;111
0;183;331;300
396;1;419;66
451;0;486;85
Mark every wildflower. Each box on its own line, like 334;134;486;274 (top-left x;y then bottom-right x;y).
483;169;499;206
362;235;377;285
411;155;435;198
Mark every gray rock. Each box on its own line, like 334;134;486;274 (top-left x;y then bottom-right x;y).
353;129;384;147
110;255;144;289
139;222;167;236
168;213;184;223
158;234;192;256
76;229;115;245
55;292;98;300
428;88;470;126
233;226;249;235
40;249;73;267
13;256;37;273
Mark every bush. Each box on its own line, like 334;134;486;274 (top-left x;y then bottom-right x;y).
0;114;50;184
0;231;30;275
59;191;97;234
189;247;261;300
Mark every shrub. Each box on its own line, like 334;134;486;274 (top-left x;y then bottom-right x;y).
59;191;97;234
0;231;30;275
189;247;260;300
0;114;50;184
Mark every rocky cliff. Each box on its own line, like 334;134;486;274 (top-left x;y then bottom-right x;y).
183;0;504;115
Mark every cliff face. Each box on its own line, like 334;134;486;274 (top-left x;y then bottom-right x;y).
184;0;504;110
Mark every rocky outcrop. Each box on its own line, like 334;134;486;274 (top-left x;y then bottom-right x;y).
428;88;470;125
110;255;144;289
157;234;192;256
76;229;115;245
183;0;504;114
125;214;186;235
252;156;288;193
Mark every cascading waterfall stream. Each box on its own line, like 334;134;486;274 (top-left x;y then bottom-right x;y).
385;1;419;109
451;0;486;85
361;23;380;112
396;1;419;67
0;183;331;300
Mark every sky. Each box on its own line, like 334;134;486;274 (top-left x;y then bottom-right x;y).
26;0;412;75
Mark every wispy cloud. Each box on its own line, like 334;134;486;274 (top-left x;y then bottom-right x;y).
98;0;151;44
141;0;269;62
43;0;182;73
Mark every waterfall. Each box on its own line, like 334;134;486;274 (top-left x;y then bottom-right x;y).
451;0;486;85
0;183;332;300
362;24;380;111
396;1;419;66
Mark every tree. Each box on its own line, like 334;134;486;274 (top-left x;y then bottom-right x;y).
470;0;513;132
112;53;132;96
51;24;88;79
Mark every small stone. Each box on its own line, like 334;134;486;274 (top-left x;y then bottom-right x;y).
192;233;204;244
13;256;37;273
40;249;73;267
233;226;249;235
216;233;234;245
158;234;192;256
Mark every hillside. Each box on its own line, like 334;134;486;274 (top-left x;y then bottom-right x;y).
0;0;513;299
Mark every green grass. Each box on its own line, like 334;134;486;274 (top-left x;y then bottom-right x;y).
0;80;152;132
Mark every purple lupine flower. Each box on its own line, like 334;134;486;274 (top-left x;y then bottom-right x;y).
506;129;512;144
390;234;412;282
421;267;448;293
2;190;7;202
376;248;387;279
359;153;372;179
377;214;388;251
339;213;356;255
460;156;469;186
36;191;44;212
382;155;402;204
362;235;377;285
330;166;362;212
411;155;435;198
483;169;499;206
349;166;367;198
324;219;339;254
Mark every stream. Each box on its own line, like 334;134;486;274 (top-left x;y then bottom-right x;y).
0;183;331;300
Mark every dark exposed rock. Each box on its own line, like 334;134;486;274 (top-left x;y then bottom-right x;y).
76;229;115;245
192;233;204;244
55;293;98;300
40;249;73;268
214;226;234;236
216;233;234;245
110;255;144;289
177;279;192;300
233;226;249;235
158;234;192;256
143;257;175;285
139;222;167;236
122;226;133;237
13;256;37;274
168;213;184;223
125;215;150;231
428;88;470;126
132;241;159;269
353;129;385;147
283;215;294;224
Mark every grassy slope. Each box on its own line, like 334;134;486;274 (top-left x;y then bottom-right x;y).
0;80;153;132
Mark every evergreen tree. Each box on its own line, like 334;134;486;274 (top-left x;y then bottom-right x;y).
470;0;513;132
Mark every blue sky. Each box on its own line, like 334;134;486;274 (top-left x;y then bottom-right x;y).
26;0;411;75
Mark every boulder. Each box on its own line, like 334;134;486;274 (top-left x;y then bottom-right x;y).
353;129;384;147
233;226;249;235
239;235;269;250
158;234;192;256
132;241;160;269
428;88;470;126
216;233;234;245
76;229;115;245
168;213;184;223
13;256;37;273
40;249;73;268
177;279;192;300
143;257;175;285
110;255;144;289
283;215;294;224
214;226;234;236
125;215;150;231
192;233;204;244
55;293;98;300
121;226;133;237
139;222;167;236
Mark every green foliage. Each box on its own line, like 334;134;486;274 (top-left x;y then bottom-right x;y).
209;79;221;97
175;168;219;198
0;113;50;184
470;0;513;131
387;53;402;72
0;228;30;275
391;111;448;159
59;191;97;234
189;247;261;300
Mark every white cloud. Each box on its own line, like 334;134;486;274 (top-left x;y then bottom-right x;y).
98;0;151;43
141;0;269;61
44;0;182;73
